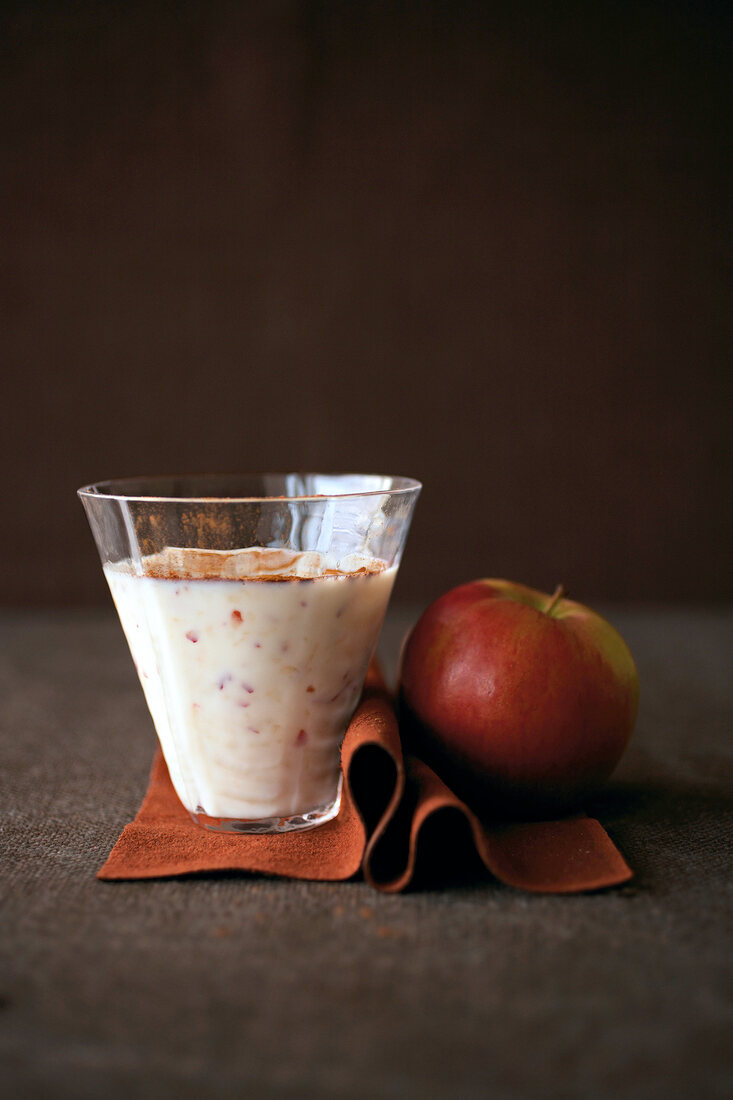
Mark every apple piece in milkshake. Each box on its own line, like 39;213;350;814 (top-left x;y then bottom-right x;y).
104;547;396;828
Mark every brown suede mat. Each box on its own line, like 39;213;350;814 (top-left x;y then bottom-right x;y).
99;667;631;893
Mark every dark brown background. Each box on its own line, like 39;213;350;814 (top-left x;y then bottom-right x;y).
2;1;731;607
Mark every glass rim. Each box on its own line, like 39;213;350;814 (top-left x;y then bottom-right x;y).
77;472;422;505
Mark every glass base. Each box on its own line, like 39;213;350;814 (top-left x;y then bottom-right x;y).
188;781;342;834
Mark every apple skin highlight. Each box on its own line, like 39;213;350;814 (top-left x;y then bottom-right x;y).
398;579;640;819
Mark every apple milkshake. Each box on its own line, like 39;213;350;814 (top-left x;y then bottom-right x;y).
104;546;396;829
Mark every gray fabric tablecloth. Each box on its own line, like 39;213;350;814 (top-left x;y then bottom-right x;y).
1;606;731;1100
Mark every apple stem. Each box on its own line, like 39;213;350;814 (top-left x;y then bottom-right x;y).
544;584;566;616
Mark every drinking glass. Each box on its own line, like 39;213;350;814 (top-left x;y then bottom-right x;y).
79;474;421;833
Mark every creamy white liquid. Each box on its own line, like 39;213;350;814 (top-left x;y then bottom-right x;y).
105;547;396;821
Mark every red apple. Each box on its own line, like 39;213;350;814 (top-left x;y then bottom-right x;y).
398;579;639;817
